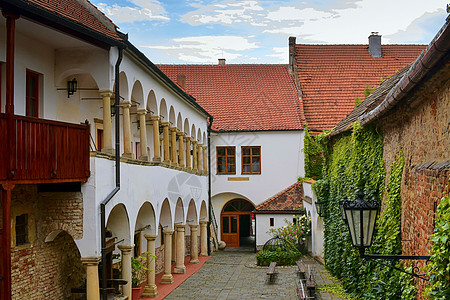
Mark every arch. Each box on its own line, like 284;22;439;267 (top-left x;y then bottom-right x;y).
146;90;158;116
57;69;99;90
160;98;168;121
200;200;208;221
119;71;129;102
106;204;131;245
174;198;185;224
191;124;196;141
176;112;183;131
159;198;172;229
169;106;176;126
186;199;198;224
184;118;190;136
221;199;255;248
131;80;145;109
134;202;157;256
197;128;202;143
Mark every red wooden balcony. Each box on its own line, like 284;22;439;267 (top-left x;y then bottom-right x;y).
0;113;90;183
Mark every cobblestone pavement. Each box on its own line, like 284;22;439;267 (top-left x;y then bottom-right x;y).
165;248;348;300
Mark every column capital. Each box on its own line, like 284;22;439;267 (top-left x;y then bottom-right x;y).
118;244;134;254
150;115;160;121
202;145;207;150
137;108;148;115
198;143;203;147
160;121;170;127
184;136;191;141
177;131;185;137
192;140;198;146
163;229;174;235
199;220;208;226
81;256;101;266
169;126;177;132
144;234;157;241
175;224;186;231
99;90;113;98
120;101;132;108
189;224;199;230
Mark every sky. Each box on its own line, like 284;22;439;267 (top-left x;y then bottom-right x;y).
91;0;448;64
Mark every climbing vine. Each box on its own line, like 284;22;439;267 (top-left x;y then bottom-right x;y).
425;181;450;299
303;125;324;179
313;124;416;299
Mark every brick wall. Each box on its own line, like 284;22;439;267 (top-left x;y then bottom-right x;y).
379;66;450;297
9;185;85;299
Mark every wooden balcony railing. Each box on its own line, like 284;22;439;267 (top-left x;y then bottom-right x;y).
0;113;90;183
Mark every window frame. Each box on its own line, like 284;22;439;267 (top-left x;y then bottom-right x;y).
26;70;40;118
216;146;236;175
15;213;29;246
241;146;261;174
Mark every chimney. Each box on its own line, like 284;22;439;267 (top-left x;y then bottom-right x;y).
177;74;186;90
368;32;382;58
218;58;226;66
288;36;296;74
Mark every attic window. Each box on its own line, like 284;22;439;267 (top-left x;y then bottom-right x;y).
16;214;29;246
270;218;274;227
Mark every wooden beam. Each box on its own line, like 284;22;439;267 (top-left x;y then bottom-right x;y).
1;183;14;300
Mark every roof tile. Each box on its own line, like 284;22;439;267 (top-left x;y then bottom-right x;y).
255;181;303;212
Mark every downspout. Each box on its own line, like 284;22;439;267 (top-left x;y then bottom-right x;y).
100;45;123;300
207;116;214;255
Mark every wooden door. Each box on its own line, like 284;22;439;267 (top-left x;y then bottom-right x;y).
0;229;3;295
221;214;239;247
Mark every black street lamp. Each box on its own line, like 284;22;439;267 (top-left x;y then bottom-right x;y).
339;197;348;223
315;200;325;217
67;78;78;98
342;190;431;281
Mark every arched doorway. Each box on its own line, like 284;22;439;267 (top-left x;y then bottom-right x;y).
221;199;255;247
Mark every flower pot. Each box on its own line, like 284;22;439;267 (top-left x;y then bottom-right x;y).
132;287;141;300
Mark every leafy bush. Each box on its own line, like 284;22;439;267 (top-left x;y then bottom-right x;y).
130;252;155;288
256;246;301;266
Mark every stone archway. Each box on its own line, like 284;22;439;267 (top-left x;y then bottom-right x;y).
221;199;255;247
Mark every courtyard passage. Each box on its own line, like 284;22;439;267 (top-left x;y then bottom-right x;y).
164;248;348;299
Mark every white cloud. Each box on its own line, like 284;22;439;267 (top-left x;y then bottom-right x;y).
96;0;169;23
142;35;259;63
265;47;288;63
266;7;334;22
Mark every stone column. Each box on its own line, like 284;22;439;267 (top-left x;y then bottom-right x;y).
185;136;191;170
174;224;186;274
161;229;174;284
192;140;198;171
161;122;170;163
177;132;185;168
172;230;177;264
170;127;178;166
118;244;134;299
121;101;133;158
100;91;114;154
142;235;158;298
189;225;199;264
137;109;149;161
81;257;100;300
202;145;208;174
200;221;208;256
150;116;161;162
198;143;203;173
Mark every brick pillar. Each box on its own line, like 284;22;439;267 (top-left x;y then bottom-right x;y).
150;116;161;162
99;91;113;154
177;132;185;168
189;224;199;264
174;224;186;274
161;229;174;284
81;257;100;300
142;235;158;297
161;122;170;163
118;245;133;298
137;109;149;161
121;101;133;159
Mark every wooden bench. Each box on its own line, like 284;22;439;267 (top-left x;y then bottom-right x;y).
266;262;278;283
296;261;306;279
296;262;316;299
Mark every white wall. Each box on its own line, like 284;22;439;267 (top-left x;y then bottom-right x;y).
302;181;324;259
256;214;295;248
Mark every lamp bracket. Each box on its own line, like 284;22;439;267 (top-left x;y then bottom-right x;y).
360;250;431;281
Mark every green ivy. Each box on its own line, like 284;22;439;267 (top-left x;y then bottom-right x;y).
425;183;450;299
303;124;324;179
313;124;415;299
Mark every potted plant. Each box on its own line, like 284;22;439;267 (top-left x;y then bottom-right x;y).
131;252;155;300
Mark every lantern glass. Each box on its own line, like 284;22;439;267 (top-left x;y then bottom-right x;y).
343;192;378;248
339;199;347;221
315;201;324;217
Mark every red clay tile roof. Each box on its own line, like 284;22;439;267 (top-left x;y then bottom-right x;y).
295;44;425;131
158;64;305;132
255;181;303;213
26;0;121;41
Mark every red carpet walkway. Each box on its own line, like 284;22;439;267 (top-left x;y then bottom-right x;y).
140;255;211;300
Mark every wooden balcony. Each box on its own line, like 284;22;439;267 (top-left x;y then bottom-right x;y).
0;113;90;183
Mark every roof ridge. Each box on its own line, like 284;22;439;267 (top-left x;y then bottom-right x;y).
255;181;301;210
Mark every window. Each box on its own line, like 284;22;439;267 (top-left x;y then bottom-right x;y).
26;70;39;117
270;218;274;227
97;128;103;152
15;214;28;246
217;147;235;174
242;146;261;174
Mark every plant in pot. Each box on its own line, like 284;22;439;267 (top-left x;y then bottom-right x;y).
131;251;155;299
